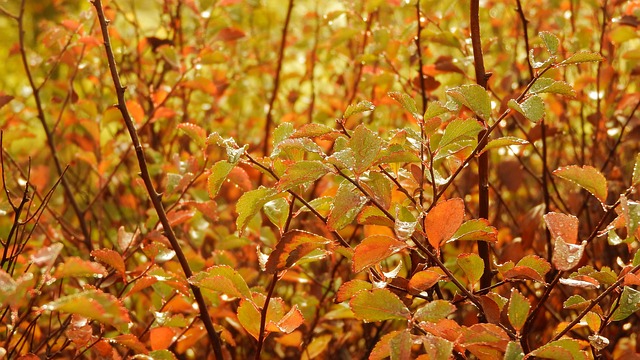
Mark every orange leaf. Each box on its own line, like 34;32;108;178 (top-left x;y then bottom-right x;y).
126;100;145;124
150;327;176;351
425;198;465;250
352;235;408;272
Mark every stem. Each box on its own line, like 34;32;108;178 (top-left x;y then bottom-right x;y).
470;0;493;293
515;0;534;80
90;2;224;358
255;272;279;359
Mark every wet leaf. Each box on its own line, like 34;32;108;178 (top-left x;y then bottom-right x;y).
344;100;376;119
41;289;130;327
236;187;280;233
276;160;330;191
553;165;608;204
544;212;579;244
265;230;332;273
507;289;530;332
560;51;604;65
611;286;640;321
188;265;252;299
207;160;235;198
350;288;411;322
508;95;545;123
552;237;586;271
352;235;408;272
425;198;465;249
446;84;492;120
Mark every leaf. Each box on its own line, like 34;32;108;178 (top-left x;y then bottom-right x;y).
177;123;206;148
350;288;410;322
438;118;483;150
530;78;576;97
515;255;551;278
507;289;530;332
149;327;175;351
276;160;330;191
41;289;130;327
450;218;498;243
349;124;383;175
236;299;261;339
621;195;640;242
480;136;529;155
504;341;525;360
263;198;289;232
91;249;126;280
336;279;373;302
459;323;509;357
388;329;413;360
529;339;588;360
207;160;235;198
291;123;336;138
633;153;640;186
424;101;449;120
265;230;332;273
414;300;456;323
539;31;560;55
112;334;148;355
352;235;408;272
54;257;108;279
508;95;545;123
30;243;64;268
0;94;14;110
344;100;376;119
408;270;444;294
457;253;484;287
388;92;420;119
563;295;589;310
425;198;465;249
544;212;579;244
369;330;403;360
552;237;586;271
446;84;492;120
553;165;608;204
560;51;604;65
611;286;640;321
235;186;280;233
188;265;251;299
265;305;305;334
327;181;368;231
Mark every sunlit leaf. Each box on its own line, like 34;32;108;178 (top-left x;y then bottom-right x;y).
560;51;604;65
424;101;449;120
414;300;456;323
350;288;411;322
530;78;576;97
611;286;640;321
336;279;373;302
457;253;484;287
515;255;551;279
408;269;444;294
237;299;261;339
369;330;403;360
263;198;289;232
388;329;412;360
30;243;64;268
507;289;530;332
449;218;498;243
276;160;330;191
188;265;251;299
344;100;376;119
54;257;108;279
349;124;383;175
111;334;148;355
633;153;640;186
539;31;560;55
91;249;126;280
480;136;529;155
352;235;408;272
504;341;525;360
529;339;588;360
446;84;492;121
265;305;305;334
291;123;336;138
207;160;235;198
621;195;640;242
425;198;465;249
41;289;130;327
553;165;608;204
508;95;545;123
388;92;420;119
552;237;586;271
563;295;588;310
236;187;280;233
177;123;206;148
544;212;579;244
265;230;332;273
327;181;368;231
438;118;483;150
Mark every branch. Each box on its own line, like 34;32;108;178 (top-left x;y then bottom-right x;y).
90;1;224;358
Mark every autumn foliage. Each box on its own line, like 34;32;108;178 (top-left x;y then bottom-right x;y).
1;0;640;359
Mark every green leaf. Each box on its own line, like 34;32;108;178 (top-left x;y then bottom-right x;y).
424;101;449;120
236;187;280;233
539;31;560;55
446;84;492;121
188;265;252;299
553;165;608;204
504;341;525;360
450;219;498;243
352;235;408;272
544;212;579;244
422;334;454;360
507;289;530;332
552;237;586;271
350;288;410;322
291;123;336;138
177;123;206;148
91;249;126;280
265;230;332;273
425;198;465;249
207;160;235;199
147;350;179;360
560;51;604;65
438;118;483;150
563;295;589;310
529;339;588;360
508;95;545;123
344;100;376;119
54;257;108;279
621;195;640;241
389;329;412;360
349;124;383;175
530;78;576;97
414;300;456;323
276;160;330;191
480;136;529;155
369;331;403;360
327;181;368;231
237;299;261;339
633;153;640;186
336;279;373;303
41;289;130;327
388;92;420;119
611;286;640;321
457;253;484;287
516;255;551;279
272;122;295;150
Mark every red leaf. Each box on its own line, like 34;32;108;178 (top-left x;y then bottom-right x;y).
544;212;579;244
217;27;246;42
92;249;126;280
425;198;465;250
